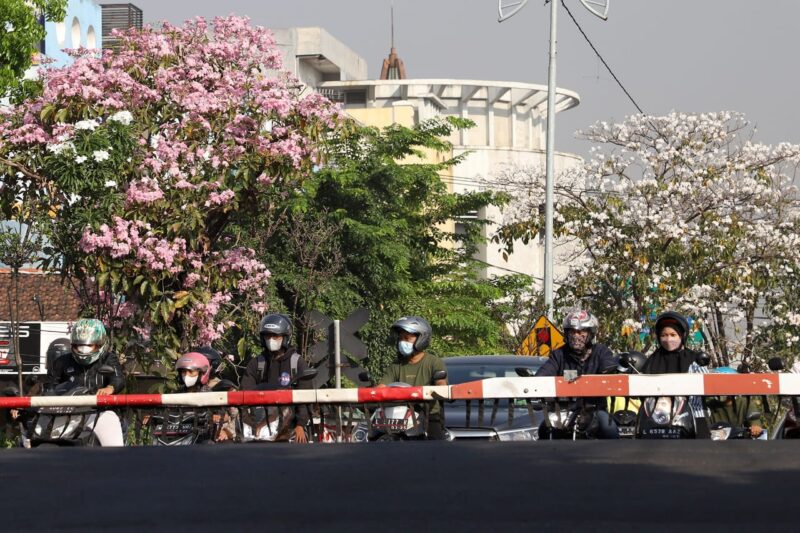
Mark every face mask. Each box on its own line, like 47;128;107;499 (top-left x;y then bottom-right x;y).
397;341;415;358
660;335;682;352
567;330;589;353
72;345;97;355
267;338;283;352
183;374;198;388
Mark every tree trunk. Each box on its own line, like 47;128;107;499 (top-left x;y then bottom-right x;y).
714;307;729;366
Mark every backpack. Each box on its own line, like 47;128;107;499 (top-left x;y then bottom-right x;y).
257;352;301;385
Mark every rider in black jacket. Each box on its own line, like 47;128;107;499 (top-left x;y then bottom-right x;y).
535;310;619;438
45;319;125;446
241;314;311;443
48;320;124;394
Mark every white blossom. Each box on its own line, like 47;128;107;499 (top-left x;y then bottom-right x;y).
108;110;133;125
92;150;110;162
74;119;99;131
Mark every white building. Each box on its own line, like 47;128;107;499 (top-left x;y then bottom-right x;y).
267;28;584;283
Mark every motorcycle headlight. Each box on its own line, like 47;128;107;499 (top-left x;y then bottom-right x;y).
352;423;368;443
710;427;732;441
496;427;538;442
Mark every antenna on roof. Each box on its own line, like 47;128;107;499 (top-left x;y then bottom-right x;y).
391;0;395;49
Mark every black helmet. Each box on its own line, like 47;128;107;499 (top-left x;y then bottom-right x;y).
619;351;647;372
191;345;223;373
391;316;432;352
259;313;293;350
654;311;689;344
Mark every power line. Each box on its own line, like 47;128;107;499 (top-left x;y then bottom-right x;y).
560;0;645;114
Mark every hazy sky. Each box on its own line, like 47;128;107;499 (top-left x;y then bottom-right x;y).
129;0;800;157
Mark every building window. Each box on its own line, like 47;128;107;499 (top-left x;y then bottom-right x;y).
87;26;96;49
345;91;366;105
55;21;66;47
71;17;81;48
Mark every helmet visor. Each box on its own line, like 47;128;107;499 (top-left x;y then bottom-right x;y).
72;344;100;356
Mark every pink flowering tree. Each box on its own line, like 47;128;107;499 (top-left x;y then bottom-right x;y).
0;17;341;366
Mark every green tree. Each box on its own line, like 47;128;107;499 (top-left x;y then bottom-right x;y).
0;0;66;98
232;117;513;378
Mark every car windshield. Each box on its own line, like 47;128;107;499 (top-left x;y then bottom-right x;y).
445;361;544;385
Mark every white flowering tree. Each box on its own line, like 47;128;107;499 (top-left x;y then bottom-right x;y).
0;17;341;369
490;112;800;366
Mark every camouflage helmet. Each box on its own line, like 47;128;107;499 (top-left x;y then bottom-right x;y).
70;318;109;366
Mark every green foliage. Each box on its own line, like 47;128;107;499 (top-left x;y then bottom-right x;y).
0;0;67;97
227;117;516;379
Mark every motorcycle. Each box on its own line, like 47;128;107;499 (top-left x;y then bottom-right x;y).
17;364;120;447
623;351;711;439
352;370;447;442
537;358;644;440
239;368;317;443
146;379;238;446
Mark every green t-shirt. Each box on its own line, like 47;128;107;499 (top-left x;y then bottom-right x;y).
380;354;446;416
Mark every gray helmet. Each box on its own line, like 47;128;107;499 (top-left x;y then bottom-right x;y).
562;310;599;336
391;316;432;352
562;310;599;351
259;313;293;350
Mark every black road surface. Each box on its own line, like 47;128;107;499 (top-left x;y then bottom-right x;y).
0;441;796;532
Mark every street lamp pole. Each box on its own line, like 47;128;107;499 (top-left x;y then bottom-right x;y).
498;0;609;320
543;0;558;319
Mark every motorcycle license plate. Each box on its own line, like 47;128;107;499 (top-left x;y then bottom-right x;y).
640;427;684;439
618;426;635;437
154;423;194;435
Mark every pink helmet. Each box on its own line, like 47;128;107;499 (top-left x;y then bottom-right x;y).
175;352;211;385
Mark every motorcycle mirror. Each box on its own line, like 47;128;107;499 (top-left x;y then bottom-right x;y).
768;357;785;372
211;379;237;392
514;367;534;377
98;365;116;376
432;370;448;383
695;352;711;367
358;371;372;383
746;411;762;422
289;368;318;387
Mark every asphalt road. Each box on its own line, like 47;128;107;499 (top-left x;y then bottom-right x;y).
0;441;796;532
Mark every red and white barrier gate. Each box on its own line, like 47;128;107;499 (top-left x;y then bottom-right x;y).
2;373;799;409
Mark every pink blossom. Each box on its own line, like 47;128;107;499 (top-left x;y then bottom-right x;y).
126;178;164;205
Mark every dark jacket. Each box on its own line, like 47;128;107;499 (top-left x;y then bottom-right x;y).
241;348;310;427
535;343;617;378
641;347;701;374
48;351;125;394
535;343;617;409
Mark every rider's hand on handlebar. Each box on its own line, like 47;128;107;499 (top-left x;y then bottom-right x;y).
294;426;308;443
96;386;114;396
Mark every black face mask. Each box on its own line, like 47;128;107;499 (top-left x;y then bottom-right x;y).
566;330;591;355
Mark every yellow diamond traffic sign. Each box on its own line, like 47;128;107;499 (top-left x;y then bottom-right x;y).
517;315;565;356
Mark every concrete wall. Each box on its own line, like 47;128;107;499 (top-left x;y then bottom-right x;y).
42;0;102;68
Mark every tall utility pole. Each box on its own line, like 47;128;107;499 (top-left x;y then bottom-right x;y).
498;0;609;319
543;0;558;319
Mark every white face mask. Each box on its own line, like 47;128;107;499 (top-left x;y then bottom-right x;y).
267;338;283;352
183;375;198;388
398;341;415;357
